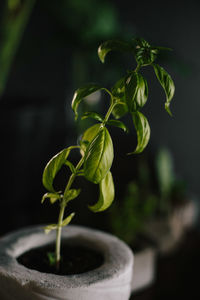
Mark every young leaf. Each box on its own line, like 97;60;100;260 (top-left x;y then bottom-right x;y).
47;252;56;266
61;212;75;227
42;148;71;193
98;40;132;63
111;77;128;119
125;72;138;110
133;37;157;66
80;123;102;154
106;119;129;132
44;224;58;234
112;77;125;98
112;102;128;119
41;192;61;204
125;72;148;112
135;73;148;108
81;111;104;122
84;127;114;184
153;64;175;115
63;189;81;203
89;171;115;212
129;111;150;154
71;84;102;120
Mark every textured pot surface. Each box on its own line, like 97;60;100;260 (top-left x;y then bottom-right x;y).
0;225;133;300
131;246;156;293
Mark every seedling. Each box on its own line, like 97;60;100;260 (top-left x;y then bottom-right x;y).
42;37;175;270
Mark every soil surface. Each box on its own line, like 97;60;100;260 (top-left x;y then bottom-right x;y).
17;241;104;275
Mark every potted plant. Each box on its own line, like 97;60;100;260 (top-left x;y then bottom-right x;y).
0;37;175;300
145;147;198;254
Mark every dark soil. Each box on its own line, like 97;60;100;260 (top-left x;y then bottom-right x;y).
17;241;104;275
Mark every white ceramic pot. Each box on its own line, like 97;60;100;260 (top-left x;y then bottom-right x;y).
0;225;133;300
131;245;156;293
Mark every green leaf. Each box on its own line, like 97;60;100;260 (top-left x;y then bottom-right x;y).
112;102;128;119
81;111;104;122
63;189;81;203
61;212;75;227
80;123;102;154
84;127;114;184
71;84;102;120
42;148;71;193
41;192;61;204
106;119;129;132
44;224;58;234
112;77;125;98
153;64;175;116
133;37;157;66
89;171;115;212
135;73;148;108
125;72;148;111
129;111;151;154
111;77;128;119
47;252;56;266
125;72;138;110
98;40;132;63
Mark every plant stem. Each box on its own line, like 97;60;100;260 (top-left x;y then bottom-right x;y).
55;156;85;270
55;202;65;270
103;97;116;124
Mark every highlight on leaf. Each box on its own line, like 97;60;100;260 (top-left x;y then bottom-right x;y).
42;148;71;193
129;111;151;154
89;171;115;212
71;84;102;120
84;127;114;184
98;40;133;63
44;224;58;234
125;72;148;112
106;119;129;133
80;123;102;154
63;189;81;204
153;63;175;116
41;192;61;204
81;111;104;122
61;212;75;227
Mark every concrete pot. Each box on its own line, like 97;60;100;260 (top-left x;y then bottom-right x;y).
0;225;133;300
131;245;156;293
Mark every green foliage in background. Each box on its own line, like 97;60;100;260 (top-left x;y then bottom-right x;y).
0;0;36;97
155;147;187;214
110;180;157;245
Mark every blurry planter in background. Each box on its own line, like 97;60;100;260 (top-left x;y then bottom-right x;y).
0;225;133;300
131;238;157;293
144;197;198;254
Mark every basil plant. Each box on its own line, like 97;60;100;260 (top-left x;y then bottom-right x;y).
42;37;175;270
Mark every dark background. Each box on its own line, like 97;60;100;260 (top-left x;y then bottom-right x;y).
0;1;200;299
0;0;199;237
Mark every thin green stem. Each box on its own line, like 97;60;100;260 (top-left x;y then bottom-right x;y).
55;155;85;270
55;202;65;270
103;97;117;124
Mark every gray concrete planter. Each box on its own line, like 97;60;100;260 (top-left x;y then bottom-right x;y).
131;245;156;293
0;225;133;300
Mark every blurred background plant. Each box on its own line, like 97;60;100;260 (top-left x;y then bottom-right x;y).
0;0;36;96
109;146;189;248
110;157;157;247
